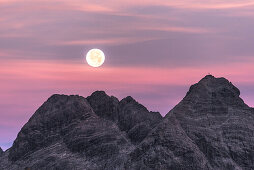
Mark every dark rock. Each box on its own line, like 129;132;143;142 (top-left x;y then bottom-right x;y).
1;75;254;170
118;96;162;144
185;75;246;108
127;115;211;170
170;75;254;169
87;92;162;144
8;94;94;162
3;94;134;169
0;147;3;156
87;91;119;122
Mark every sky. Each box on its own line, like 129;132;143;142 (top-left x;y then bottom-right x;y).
1;0;254;150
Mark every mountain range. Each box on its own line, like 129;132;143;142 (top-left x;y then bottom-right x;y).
0;75;253;170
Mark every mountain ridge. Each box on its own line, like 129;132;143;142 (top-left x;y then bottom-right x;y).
0;75;253;170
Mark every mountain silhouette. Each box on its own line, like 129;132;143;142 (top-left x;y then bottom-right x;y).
0;147;3;157
0;75;253;170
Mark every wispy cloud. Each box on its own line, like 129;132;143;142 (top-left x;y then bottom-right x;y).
139;26;213;34
55;37;161;46
1;0;254;150
161;1;254;10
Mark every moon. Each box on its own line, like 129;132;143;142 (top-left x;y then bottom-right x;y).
86;49;105;67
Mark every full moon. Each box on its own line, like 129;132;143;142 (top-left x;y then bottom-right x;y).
86;49;105;67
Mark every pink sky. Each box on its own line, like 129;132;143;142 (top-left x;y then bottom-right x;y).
1;0;254;150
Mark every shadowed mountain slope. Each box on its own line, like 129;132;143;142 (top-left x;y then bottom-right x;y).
170;75;254;170
0;148;3;157
0;75;253;170
87;91;162;144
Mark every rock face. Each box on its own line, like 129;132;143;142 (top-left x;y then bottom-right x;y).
118;96;162;144
0;75;253;170
0;147;3;156
127;75;254;170
3;95;135;169
87;92;163;144
170;75;254;170
86;91;119;122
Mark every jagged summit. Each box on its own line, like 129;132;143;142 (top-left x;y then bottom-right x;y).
87;90;119;122
185;75;246;108
88;91;116;100
87;91;162;144
46;94;85;103
119;96;149;113
121;96;136;103
187;75;239;95
0;75;253;170
165;75;254;169
8;94;95;162
198;75;237;92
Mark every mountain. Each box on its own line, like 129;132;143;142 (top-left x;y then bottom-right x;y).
0;75;253;170
170;75;254;169
86;91;162;144
127;75;254;170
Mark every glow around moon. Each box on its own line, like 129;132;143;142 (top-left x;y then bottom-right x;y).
86;49;105;67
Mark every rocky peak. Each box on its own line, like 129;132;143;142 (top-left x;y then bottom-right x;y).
118;96;162;144
119;96;148;112
185;75;245;107
120;96;136;103
8;94;96;161
86;91;119;122
87;92;162;144
87;91;110;99
168;75;254;169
